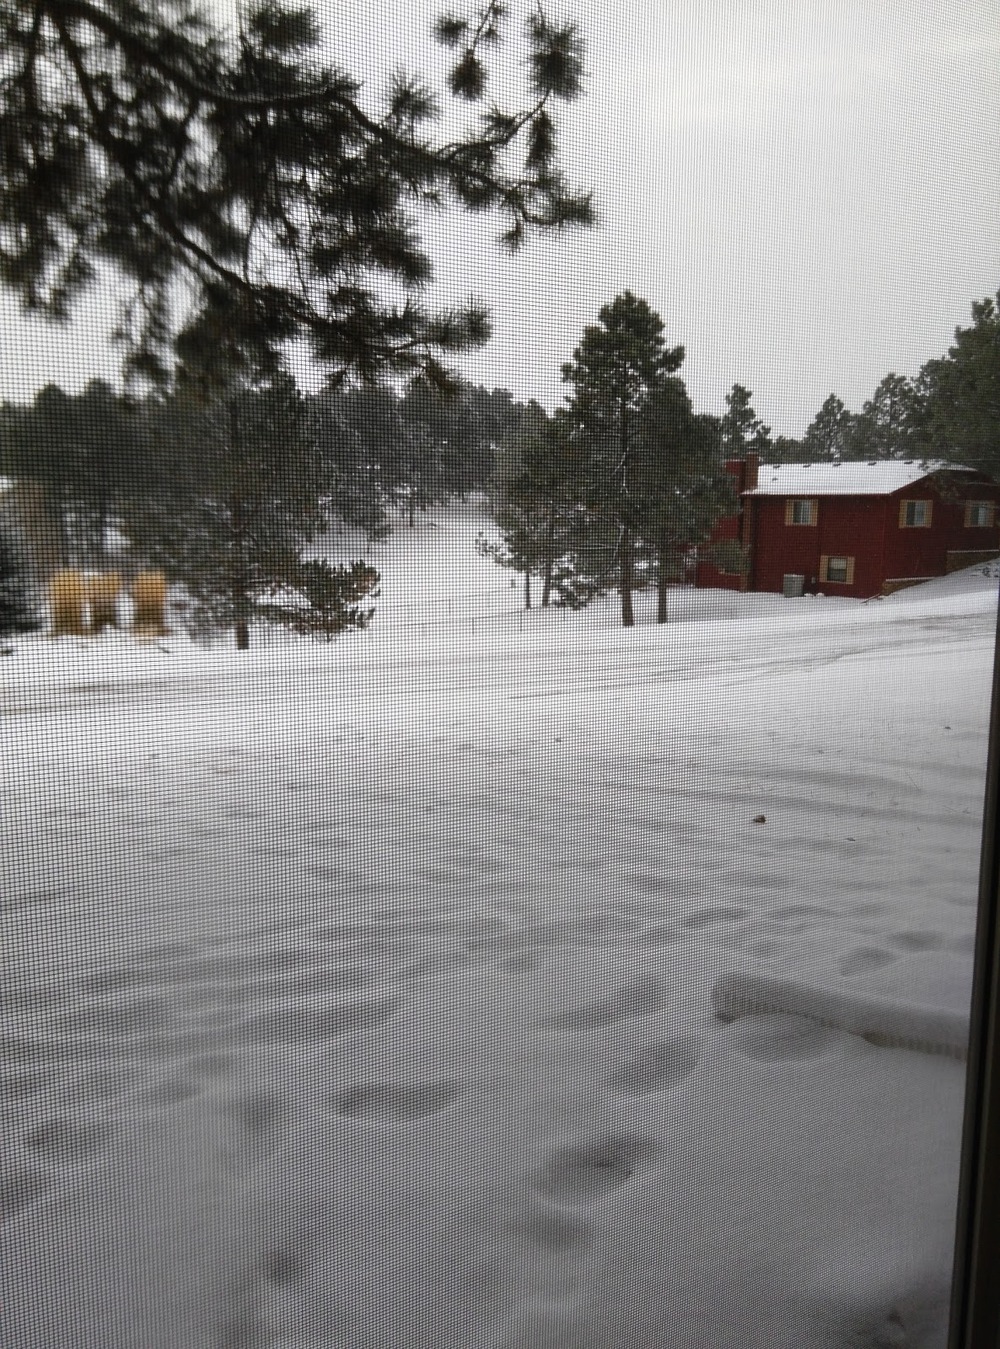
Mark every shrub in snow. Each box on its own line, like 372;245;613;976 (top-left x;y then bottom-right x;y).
48;569;87;637
255;559;380;640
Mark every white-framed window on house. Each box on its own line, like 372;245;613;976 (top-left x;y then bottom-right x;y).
899;499;932;528
784;498;817;526
964;501;995;528
820;554;855;585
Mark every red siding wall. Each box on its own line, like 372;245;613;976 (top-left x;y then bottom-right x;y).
750;495;887;597
882;486;1000;584
747;475;1000;599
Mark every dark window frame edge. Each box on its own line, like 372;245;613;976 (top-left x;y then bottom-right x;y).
948;581;1000;1347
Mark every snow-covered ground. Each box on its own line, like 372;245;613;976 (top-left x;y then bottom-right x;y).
3;504;998;1348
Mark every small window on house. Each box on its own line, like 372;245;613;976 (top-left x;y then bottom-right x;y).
784;498;817;526
965;501;995;528
820;555;854;585
899;499;932;528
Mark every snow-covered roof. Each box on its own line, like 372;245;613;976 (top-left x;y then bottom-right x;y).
747;460;957;497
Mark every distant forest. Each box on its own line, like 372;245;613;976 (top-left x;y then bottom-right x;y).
1;286;995;642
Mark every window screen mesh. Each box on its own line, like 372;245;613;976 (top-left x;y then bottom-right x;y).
2;3;998;1347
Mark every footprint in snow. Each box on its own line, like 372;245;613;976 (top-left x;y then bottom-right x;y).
60;992;171;1038
726;1013;841;1063
839;947;899;977
1;1070;45;1103
768;903;829;923
891;930;947;953
511;1208;591;1251
73;964;159;996
243;998;396;1044
531;1135;658;1204
24;1116;106;1163
136;1077;198;1107
546;979;667;1030
850;902;891;920
501;952;540;972
191;1051;232;1080
261;1247;300;1287
603;1035;701;1095
226;1089;284;1140
627;873;673;896
332;1079;463;1121
750;938;784;960
2;888;61;912
564;911;643;939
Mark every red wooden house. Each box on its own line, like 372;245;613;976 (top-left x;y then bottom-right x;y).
696;457;1000;599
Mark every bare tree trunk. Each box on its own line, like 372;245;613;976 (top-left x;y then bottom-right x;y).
620;528;635;628
230;462;251;650
524;571;532;610
408;491;416;528
91;442;111;567
94;483;112;568
616;392;635;628
657;545;669;624
55;485;70;567
541;500;555;606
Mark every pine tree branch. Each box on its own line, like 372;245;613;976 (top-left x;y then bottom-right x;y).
43;0;356;113
53;12;256;298
43;0;582;225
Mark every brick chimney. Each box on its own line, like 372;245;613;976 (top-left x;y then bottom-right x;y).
744;452;759;492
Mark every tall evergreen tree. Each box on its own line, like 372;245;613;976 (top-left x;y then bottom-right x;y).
561;292;684;627
312;385;402;541
0;380;145;567
0;386;74;566
457;386;526;497
915;291;1000;481
125;373;376;649
479;404;598;609
394;383;455;527
801;393;855;462
767;434;805;464
720;384;772;462
630;398;737;623
311;380;525;544
0;1;591;386
843;373;919;460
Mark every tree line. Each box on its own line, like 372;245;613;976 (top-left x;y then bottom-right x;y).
0;376;524;647
3;283;996;643
721;293;1000;471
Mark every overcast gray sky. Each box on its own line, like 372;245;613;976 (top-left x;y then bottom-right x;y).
1;0;997;436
